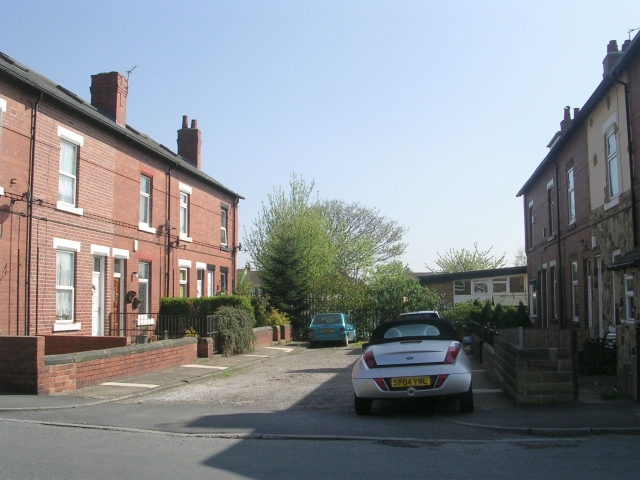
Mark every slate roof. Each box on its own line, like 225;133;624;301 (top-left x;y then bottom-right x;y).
0;51;243;199
517;33;640;197
608;246;640;270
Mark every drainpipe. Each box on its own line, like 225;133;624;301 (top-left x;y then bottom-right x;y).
26;92;43;335
232;197;240;291
552;159;566;329
616;79;637;248
165;163;177;297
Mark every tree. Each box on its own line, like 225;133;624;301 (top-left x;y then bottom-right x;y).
244;174;334;330
513;247;526;266
427;243;507;273
367;262;443;322
322;199;407;279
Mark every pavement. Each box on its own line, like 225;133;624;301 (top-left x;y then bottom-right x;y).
1;341;638;437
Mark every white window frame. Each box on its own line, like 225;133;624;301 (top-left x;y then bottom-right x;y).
207;269;214;297
179;267;189;297
137;261;153;325
571;261;579;322
624;275;634;323
221;207;228;246
56;127;84;216
178;183;192;242
606;128;620;199
528;200;534;249
220;268;228;293
567;168;575;225
53;238;81;330
139;174;156;234
529;284;537;317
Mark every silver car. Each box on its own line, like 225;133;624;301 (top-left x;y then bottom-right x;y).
351;315;473;415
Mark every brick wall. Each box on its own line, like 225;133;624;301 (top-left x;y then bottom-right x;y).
483;336;575;406
0;335;196;394
253;326;276;347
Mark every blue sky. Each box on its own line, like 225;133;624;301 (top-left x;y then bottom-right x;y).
3;1;639;272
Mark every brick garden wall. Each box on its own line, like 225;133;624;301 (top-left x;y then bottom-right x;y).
483;336;575;406
0;335;196;394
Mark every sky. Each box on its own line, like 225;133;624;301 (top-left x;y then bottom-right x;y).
2;0;639;272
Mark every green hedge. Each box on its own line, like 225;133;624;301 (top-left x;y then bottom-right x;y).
160;295;254;322
217;306;255;356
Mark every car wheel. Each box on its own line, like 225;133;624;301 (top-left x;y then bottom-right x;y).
354;395;372;415
459;384;474;413
343;336;349;347
308;341;316;349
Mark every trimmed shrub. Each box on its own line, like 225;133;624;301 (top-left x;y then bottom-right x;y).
265;308;289;326
217;306;255;357
159;297;191;315
160;295;254;320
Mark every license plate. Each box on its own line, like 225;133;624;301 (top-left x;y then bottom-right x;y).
391;377;431;388
320;329;334;333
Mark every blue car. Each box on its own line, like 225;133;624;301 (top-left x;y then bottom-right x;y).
308;313;357;347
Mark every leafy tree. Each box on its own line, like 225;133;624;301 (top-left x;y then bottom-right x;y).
366;262;443;323
322;199;407;279
427;243;507;273
244;174;334;331
513;247;527;266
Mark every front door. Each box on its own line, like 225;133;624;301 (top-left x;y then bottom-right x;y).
92;256;104;336
113;276;121;336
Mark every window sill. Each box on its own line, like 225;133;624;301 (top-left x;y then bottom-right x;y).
547;235;556;242
179;234;193;243
621;319;635;325
604;196;620;211
137;316;155;326
221;245;230;252
138;223;157;234
53;322;81;332
56;202;83;216
566;222;576;232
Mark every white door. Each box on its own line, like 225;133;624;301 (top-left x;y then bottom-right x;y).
92;256;104;336
197;269;203;298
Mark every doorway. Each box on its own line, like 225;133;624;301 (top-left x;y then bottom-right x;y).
92;256;105;336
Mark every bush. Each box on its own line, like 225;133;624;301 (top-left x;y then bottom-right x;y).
160;295;255;321
265;308;289;326
159;297;191;315
440;299;531;334
217;306;255;357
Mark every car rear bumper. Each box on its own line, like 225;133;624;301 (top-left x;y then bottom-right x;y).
310;333;348;342
352;372;471;399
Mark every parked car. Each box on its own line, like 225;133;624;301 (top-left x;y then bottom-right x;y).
351;315;473;415
308;313;357;347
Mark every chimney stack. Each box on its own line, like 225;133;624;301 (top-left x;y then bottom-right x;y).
90;72;128;126
560;106;572;131
602;40;621;77
177;115;202;169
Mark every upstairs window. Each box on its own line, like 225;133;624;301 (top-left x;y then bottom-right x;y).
140;175;152;227
221;207;228;246
180;192;189;236
606;130;619;198
547;182;555;237
567;168;575;225
528;201;534;248
59;140;78;206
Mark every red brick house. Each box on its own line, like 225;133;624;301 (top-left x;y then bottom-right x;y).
517;36;639;399
0;52;243;338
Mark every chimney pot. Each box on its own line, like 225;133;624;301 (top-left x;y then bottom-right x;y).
177;115;202;169
90;72;128;126
560;106;572;131
573;107;580;119
622;39;631;51
603;40;622;76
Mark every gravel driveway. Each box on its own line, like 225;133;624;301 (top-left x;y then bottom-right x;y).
135;344;361;411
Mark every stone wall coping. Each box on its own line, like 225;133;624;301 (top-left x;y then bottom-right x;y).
44;337;197;366
254;326;276;334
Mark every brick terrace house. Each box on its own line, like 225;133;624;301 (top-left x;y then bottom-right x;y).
517;36;639;398
0;51;243;339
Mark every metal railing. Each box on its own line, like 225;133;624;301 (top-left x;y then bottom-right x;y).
107;313;220;344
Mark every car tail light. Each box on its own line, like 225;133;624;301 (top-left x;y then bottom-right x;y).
444;343;461;364
373;378;388;391
363;350;378;368
435;374;448;388
339;327;345;333
308;330;315;338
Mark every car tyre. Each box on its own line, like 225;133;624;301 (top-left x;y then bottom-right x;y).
309;341;316;349
459;384;474;413
343;336;349;347
354;395;372;415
